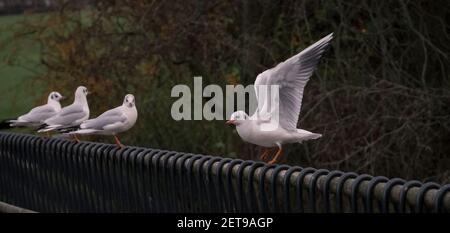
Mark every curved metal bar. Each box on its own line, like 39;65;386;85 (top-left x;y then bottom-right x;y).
365;176;388;213
128;147;146;212
214;158;232;212
224;159;243;213
350;174;372;213
26;136;44;211
381;178;405;213
308;169;329;213
257;164;277;213
270;165;290;213
398;180;422;213
236;161;254;212
245;162;265;213
175;153;193;212
295;167;316;213
94;143;113;213
184;154;203;213
204;157;222;213
283;166;303;212
415;182;440;213
86;142;105;212
114;146;134;212
100;144;117;212
194;156;212;212
335;172;357;213
322;170;343;213
434;184;450;213
160;151;177;212
167;153;186;212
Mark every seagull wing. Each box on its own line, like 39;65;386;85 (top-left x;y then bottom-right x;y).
19;104;58;123
252;33;333;130
45;103;86;125
81;107;127;130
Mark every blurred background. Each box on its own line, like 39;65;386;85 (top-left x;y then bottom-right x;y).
0;0;449;183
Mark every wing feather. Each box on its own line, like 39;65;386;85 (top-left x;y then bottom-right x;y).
252;33;333;130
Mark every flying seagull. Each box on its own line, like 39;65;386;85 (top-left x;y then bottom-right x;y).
38;86;90;142
0;91;63;129
67;94;137;148
226;33;333;164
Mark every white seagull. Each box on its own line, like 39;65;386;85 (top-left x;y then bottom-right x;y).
38;86;90;141
68;94;137;148
226;33;333;164
1;91;63;129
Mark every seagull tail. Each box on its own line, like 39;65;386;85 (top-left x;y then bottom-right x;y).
67;129;98;135
297;129;322;141
37;124;62;133
0;119;14;130
8;120;34;128
37;123;49;131
58;126;80;134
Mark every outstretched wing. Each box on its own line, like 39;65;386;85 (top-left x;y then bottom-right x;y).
252;33;333;130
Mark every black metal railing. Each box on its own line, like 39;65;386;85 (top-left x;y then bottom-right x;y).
0;132;449;213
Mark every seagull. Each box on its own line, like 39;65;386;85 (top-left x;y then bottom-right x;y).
226;33;333;164
0;91;64;129
38;86;90;142
67;94;137;148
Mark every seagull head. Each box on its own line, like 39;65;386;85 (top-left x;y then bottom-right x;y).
75;86;89;97
48;91;64;102
123;94;136;108
74;86;89;103
226;111;248;126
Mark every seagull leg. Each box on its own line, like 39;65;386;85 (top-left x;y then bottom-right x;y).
260;148;276;162
114;135;124;148
41;132;50;140
259;148;270;161
268;145;283;165
71;134;80;143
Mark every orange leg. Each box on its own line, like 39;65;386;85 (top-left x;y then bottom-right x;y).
259;148;270;161
71;134;80;143
268;146;283;164
114;135;124;148
261;148;276;162
41;132;51;140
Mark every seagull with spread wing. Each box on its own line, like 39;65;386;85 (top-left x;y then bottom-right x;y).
0;91;64;129
67;94;137;148
38;86;90;142
226;33;333;164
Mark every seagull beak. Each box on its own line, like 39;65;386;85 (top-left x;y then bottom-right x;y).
226;120;236;125
60;96;66;100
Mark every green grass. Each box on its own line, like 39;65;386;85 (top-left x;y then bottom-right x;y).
0;14;44;120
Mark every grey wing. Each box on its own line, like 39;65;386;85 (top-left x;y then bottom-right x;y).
58;104;85;117
81;108;126;130
47;112;86;125
46;104;86;125
20;105;58;122
96;106;123;118
253;33;333;130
